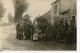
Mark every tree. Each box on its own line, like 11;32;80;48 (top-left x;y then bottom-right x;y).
14;0;29;23
0;0;4;20
23;14;31;23
35;16;52;41
35;16;48;33
8;13;14;24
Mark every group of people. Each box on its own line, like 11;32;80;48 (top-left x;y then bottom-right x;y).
16;17;34;40
15;16;76;45
16;17;40;41
53;16;76;45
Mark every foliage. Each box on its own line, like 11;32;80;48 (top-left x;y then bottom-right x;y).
8;13;14;23
35;16;53;41
23;14;31;23
14;0;29;23
0;0;4;20
35;16;50;34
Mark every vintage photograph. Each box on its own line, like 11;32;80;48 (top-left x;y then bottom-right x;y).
0;0;76;51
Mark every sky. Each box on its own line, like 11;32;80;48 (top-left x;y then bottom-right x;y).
1;0;14;23
1;0;55;23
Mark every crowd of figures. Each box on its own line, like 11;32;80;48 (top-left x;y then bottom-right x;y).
16;15;76;45
53;16;76;45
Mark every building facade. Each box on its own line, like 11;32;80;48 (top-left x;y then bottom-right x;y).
60;0;76;25
42;0;76;26
51;0;76;25
51;0;60;25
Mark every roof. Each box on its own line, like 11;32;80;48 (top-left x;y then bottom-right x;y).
51;0;60;5
42;10;51;16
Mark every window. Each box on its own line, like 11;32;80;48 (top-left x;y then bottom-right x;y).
54;5;58;14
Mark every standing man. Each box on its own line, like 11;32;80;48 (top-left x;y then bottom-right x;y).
64;21;69;45
16;20;23;40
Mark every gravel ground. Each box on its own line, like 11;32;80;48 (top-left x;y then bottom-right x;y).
0;24;76;51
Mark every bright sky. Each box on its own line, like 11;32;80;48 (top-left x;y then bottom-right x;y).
27;0;54;20
1;0;14;23
1;0;55;22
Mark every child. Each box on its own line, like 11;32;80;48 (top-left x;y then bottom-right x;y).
33;31;38;41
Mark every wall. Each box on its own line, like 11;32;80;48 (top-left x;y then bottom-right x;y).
60;0;76;25
51;0;60;25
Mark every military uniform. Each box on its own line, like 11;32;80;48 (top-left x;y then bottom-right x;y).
16;23;23;40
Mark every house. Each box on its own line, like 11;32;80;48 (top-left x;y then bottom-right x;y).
51;0;60;25
42;10;51;23
42;0;76;26
60;0;76;25
51;0;76;25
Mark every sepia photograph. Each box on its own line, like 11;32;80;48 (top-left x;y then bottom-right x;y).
0;0;76;51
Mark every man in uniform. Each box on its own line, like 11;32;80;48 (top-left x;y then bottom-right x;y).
16;20;23;40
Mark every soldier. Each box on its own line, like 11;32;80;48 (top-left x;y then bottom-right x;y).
71;16;76;43
57;19;63;41
23;17;33;40
64;22;69;45
27;23;34;39
23;20;29;40
68;19;75;45
66;18;75;45
16;20;23;40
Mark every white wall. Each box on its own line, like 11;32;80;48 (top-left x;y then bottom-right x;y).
51;0;60;25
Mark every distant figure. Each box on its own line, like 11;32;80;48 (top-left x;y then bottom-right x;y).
66;19;75;45
16;22;23;40
64;22;69;45
69;19;75;44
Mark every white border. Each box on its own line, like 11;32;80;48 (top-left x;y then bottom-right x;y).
0;0;79;53
77;0;80;52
